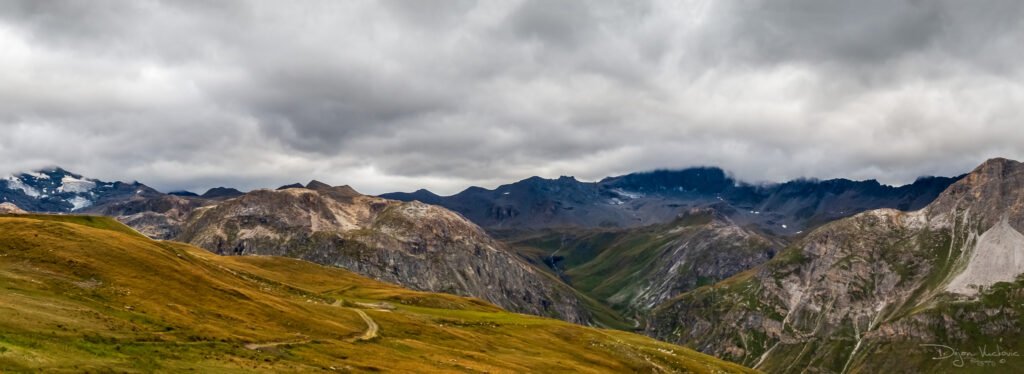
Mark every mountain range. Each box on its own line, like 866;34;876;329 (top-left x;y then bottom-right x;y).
2;159;1019;372
382;167;960;236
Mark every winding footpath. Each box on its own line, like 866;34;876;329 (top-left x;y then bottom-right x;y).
348;308;379;342
246;301;380;350
331;300;380;342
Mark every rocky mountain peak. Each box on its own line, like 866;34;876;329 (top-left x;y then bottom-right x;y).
928;157;1024;231
304;180;333;191
167;190;199;197
200;187;244;200
276;183;304;190
331;184;361;198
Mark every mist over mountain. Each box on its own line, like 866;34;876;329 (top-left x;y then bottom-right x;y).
383;167;962;235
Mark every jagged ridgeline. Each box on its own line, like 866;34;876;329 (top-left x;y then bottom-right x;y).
382;167;960;236
646;158;1024;373
0;214;754;372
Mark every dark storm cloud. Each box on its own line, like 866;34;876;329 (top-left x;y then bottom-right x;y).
0;0;1022;194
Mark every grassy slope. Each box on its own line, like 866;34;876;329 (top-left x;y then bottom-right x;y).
506;213;723;313
509;228;668;299
0;213;147;238
0;215;755;373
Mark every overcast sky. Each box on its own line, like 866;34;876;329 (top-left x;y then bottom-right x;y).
1;1;1022;195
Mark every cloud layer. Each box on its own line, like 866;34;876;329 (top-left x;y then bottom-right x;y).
1;0;1022;194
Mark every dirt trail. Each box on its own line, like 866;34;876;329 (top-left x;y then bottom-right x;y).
246;301;381;350
349;308;379;342
331;299;380;342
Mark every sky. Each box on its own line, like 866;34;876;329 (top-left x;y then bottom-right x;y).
1;0;1022;195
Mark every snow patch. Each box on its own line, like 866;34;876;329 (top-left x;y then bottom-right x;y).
4;176;40;197
66;196;93;211
24;172;50;180
59;175;96;193
611;188;643;199
946;218;1024;295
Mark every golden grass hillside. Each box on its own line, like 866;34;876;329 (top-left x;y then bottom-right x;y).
0;215;756;373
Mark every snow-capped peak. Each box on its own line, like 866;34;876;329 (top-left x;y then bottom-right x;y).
1;168;104;212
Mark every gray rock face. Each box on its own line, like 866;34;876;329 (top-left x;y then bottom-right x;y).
626;216;778;313
644;158;1024;373
927;157;1024;232
91;195;211;239
175;186;592;323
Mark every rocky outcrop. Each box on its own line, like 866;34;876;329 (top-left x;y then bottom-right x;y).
89;195;212;239
927;157;1024;233
175;184;592;323
0;202;26;214
645;158;1024;373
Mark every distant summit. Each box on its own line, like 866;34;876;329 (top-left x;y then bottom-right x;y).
0;167;161;213
382;167;962;234
168;190;199;197
304;180;333;190
200;187;244;200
